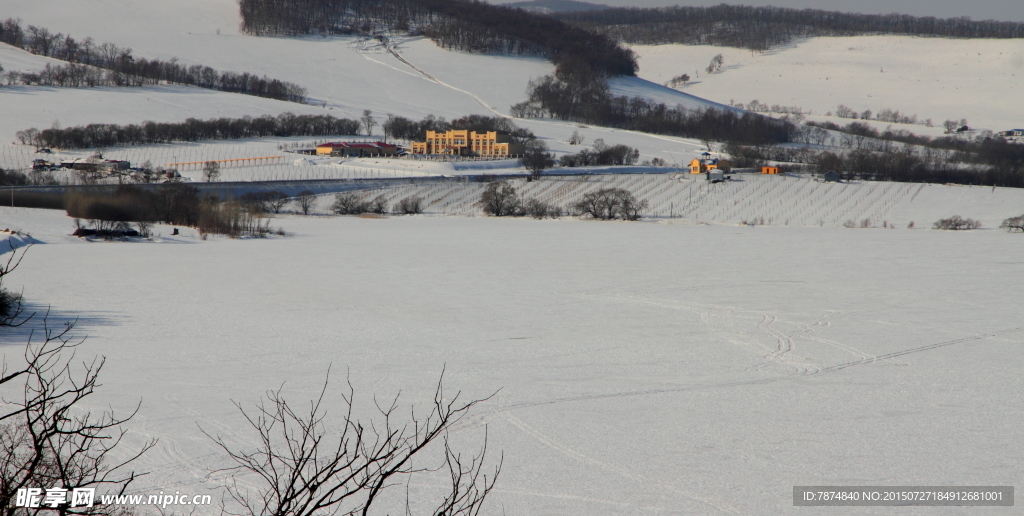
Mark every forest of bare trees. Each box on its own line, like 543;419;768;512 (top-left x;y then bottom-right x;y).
237;0;637;76
553;5;1024;51
18;113;362;149
512;61;795;145
0;18;307;102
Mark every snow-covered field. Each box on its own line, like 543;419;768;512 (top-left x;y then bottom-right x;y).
630;36;1024;133
340;174;1024;228
2;0;1024;514
2;206;1023;515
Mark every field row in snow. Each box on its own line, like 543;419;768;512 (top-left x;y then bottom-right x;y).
332;174;1024;229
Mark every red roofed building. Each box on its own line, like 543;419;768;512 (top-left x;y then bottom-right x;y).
315;142;398;157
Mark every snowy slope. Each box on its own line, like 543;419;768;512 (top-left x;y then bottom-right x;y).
2;208;1023;516
630;36;1024;132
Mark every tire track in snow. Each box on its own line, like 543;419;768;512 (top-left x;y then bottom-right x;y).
499;327;1024;410
499;411;739;514
380;38;509;118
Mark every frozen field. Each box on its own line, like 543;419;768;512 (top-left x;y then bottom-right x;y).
2;206;1023;515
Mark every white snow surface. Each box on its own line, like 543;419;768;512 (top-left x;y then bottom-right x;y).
630;36;1024;133
1;2;1023;514
2;207;1023;515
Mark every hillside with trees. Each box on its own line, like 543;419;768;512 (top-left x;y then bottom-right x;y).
0;18;307;102
553;5;1024;51
237;0;637;76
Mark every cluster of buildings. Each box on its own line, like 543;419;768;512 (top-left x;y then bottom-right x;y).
33;158;131;173
315;141;399;157
409;130;524;157
311;129;524;159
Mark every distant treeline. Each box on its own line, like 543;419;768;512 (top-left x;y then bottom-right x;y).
811;121;1024;186
0;18;307;102
725;120;1024;188
19;113;362;149
512;63;795;144
553;5;1024;51
18;113;533;150
237;0;637;76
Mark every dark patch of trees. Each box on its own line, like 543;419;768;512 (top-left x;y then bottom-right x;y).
521;140;555;177
21;113;361;149
0;18;307;102
513;65;795;144
572;187;646;220
1000;215;1024;232
797;121;1024;187
559;141;639;167
480;180;521;216
479;180;562;218
933;215;981;230
62;184;279;238
552;5;1024;51
0;168;30;186
236;0;637;76
332;192;394;215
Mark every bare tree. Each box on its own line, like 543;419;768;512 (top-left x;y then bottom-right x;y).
999;214;1024;232
480;181;520;217
368;195;388;215
332;192;367;215
204;371;501;516
294;190;317;215
395;196;423;215
266;192;289;214
1;246;154;514
520;141;555;180
933;215;981;230
572;188;647;221
568;130;584;145
1;320;155;515
203;161;221;182
361;110;377;137
0;239;29;328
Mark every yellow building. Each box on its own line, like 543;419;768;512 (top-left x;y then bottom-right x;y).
411;130;524;157
690;158;731;174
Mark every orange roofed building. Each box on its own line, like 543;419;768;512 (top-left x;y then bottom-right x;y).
410;130;524;157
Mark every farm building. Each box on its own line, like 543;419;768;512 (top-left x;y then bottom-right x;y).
60;158;130;172
690;152;731;174
410;130;524;157
761;166;783;174
315;142;398;157
823;170;840;182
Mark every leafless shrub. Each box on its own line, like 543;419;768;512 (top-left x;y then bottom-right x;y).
294;190;317;215
933;215;981;230
202;161;221;182
197;200;271;238
843;219;856;228
204;371;501;516
396;196;424;215
369;195;389;215
572;188;647;221
481;181;520;217
1;318;154;514
524;198;561;219
999;214;1024;232
134;221;152;238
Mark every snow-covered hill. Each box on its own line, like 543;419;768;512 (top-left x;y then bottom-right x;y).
631;36;1024;133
